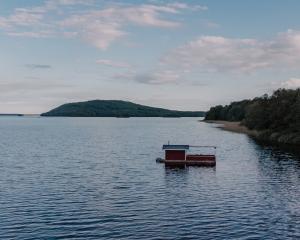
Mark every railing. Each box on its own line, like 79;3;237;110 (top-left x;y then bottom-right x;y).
189;145;216;149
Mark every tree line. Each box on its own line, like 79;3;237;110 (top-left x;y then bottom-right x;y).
205;88;300;145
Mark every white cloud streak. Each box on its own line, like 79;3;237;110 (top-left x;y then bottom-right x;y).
0;1;205;49
96;59;131;68
133;71;180;84
25;64;52;69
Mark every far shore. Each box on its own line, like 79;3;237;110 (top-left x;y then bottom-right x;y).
203;120;258;136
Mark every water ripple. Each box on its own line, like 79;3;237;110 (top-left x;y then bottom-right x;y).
0;117;299;239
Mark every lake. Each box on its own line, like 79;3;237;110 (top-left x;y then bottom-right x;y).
0;117;299;239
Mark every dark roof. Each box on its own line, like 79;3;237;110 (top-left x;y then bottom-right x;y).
162;145;189;150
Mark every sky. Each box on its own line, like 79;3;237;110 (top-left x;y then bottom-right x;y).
1;0;300;113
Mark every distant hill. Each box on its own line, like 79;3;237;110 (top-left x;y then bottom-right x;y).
41;100;205;117
0;114;23;116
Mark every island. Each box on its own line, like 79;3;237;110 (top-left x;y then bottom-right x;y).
0;114;23;116
41;100;205;118
204;88;300;145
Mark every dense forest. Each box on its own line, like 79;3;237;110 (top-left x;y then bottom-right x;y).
41;100;205;117
205;88;300;145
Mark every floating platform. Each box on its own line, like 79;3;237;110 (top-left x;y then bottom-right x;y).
157;144;216;167
157;157;216;167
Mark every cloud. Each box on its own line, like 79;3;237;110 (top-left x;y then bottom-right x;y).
0;9;43;29
161;30;300;74
52;0;94;6
281;78;300;89
0;1;204;49
133;71;180;84
8;9;43;24
59;3;188;48
167;2;208;11
113;69;181;84
25;64;52;69
96;59;131;68
122;29;300;85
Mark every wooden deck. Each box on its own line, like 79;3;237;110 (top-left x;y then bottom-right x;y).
157;154;216;167
164;159;216;167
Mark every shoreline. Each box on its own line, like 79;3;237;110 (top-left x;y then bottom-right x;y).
203;120;300;147
203;120;258;136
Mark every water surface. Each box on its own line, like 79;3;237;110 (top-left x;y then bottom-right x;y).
0;117;299;239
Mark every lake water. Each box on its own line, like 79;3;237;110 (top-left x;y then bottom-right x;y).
0;117;300;239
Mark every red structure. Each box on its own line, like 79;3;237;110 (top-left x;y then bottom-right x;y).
162;144;216;167
165;150;186;160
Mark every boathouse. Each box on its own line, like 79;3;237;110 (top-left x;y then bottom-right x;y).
162;144;189;160
161;144;216;166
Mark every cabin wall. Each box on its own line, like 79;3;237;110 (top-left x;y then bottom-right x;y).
186;155;216;161
165;150;185;160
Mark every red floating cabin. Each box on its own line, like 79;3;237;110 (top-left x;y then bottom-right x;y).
161;144;216;167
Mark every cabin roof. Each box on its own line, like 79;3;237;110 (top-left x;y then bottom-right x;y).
162;144;189;150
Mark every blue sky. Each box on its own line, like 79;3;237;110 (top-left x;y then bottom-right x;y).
1;0;300;113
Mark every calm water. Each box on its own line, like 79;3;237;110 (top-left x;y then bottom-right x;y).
0;117;300;239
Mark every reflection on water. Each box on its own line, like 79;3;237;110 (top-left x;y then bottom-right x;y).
0;117;299;239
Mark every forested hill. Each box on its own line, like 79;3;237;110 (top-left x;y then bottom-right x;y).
205;88;300;145
41;100;205;117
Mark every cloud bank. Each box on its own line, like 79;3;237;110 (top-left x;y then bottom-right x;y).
0;1;206;49
131;30;300;84
163;30;300;73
